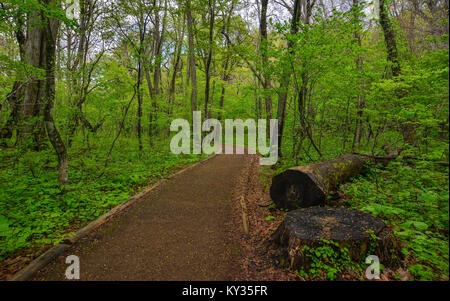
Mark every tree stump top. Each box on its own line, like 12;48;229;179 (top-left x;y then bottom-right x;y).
271;207;403;273
284;207;386;242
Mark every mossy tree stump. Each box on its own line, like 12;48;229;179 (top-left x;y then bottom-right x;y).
270;207;402;273
270;154;367;209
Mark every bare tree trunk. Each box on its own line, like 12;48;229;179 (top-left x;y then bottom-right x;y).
137;56;143;151
136;10;148;151
19;8;48;149
379;0;416;146
260;0;272;129
149;0;168;139
22;0;68;186
218;2;235;120
148;1;160;140
277;0;302;158
168;16;185;116
352;0;365;150
379;0;401;78
204;0;216;119
186;0;197;116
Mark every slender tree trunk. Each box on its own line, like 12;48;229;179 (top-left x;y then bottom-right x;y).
218;3;234;120
136;11;147;151
151;0;167;137
379;0;416;146
352;0;365;150
260;0;272;129
137;57;143;151
204;0;216;119
186;0;197;116
277;0;302;158
294;0;322;159
219;82;226;121
168;19;185;115
208;79;215;117
379;0;401;77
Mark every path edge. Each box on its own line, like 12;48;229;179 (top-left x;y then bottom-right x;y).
8;154;217;281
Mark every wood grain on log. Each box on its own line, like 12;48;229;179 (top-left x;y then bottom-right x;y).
270;154;367;209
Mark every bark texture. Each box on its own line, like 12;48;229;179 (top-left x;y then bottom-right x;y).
379;0;401;77
270;207;403;272
270;154;367;209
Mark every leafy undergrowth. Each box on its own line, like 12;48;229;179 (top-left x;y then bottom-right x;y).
344;160;449;280
295;239;365;281
0;137;206;273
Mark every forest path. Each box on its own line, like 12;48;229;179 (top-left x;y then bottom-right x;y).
32;152;250;280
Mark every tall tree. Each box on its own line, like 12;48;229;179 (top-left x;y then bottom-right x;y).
352;0;365;150
185;0;198;115
379;0;401;77
276;0;302;158
0;4;26;145
259;0;272;127
21;0;68;185
204;0;216;118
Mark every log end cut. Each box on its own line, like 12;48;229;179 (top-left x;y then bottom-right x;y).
270;169;326;209
270;207;403;272
270;155;367;209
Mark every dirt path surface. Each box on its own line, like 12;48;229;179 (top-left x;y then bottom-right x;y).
32;154;249;281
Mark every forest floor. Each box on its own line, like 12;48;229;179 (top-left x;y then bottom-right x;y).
4;146;448;281
32;152;249;280
29;148;299;281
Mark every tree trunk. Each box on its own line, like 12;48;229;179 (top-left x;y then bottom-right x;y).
186;0;197;115
19;7;50;149
22;0;68;186
379;0;401;77
0;13;26;145
204;0;216;119
136;12;146;151
168;16;185;116
379;0;417;146
218;3;234;120
149;0;167;138
0;82;23;145
260;0;272;128
276;0;302;158
270;154;367;209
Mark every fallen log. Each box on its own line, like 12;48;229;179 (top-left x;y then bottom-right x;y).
270;154;367;209
270;207;403;273
354;152;449;167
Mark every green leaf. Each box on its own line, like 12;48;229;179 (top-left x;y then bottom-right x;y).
0;215;10;236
